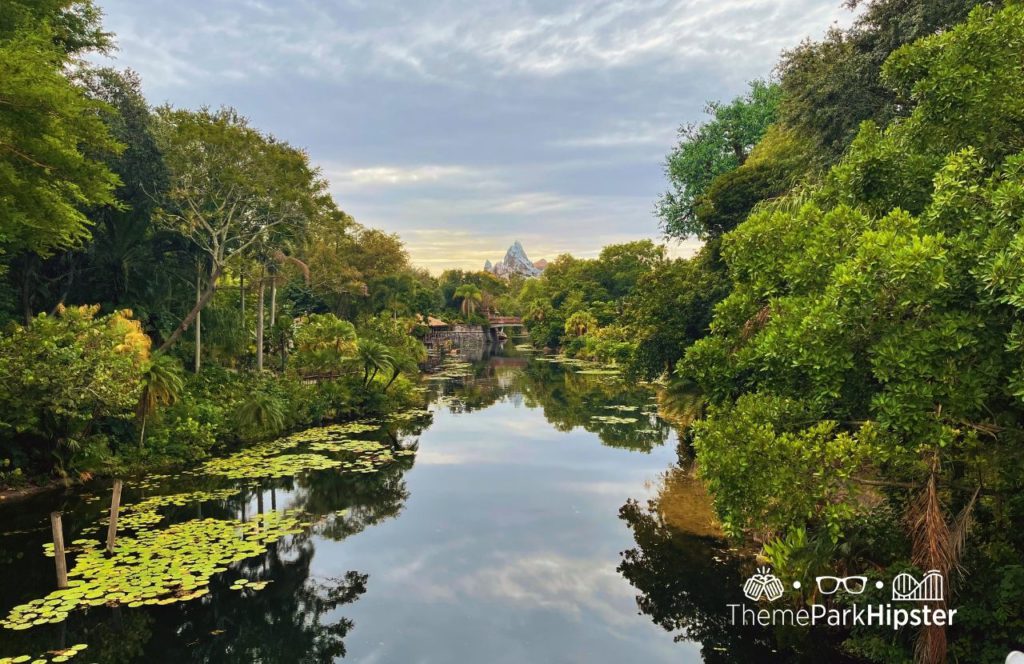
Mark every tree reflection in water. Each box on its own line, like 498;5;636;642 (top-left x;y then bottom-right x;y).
618;465;860;663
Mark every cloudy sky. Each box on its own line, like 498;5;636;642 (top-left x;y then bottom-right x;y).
93;0;854;273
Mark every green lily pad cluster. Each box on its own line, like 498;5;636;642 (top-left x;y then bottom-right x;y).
305;438;414;472
591;415;639;424
387;408;431;422
576;368;622;376
229;578;271;592
426;359;474;380
3;510;307;631
536;355;590;367
317;421;380;435
604;405;638;412
202;452;342;480
101;488;241;532
0;644;88;663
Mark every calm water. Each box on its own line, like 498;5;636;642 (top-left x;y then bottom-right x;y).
0;346;842;663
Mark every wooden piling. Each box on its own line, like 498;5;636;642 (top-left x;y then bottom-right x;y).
106;479;123;554
50;512;68;589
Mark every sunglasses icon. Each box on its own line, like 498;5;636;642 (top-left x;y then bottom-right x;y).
815;576;867;595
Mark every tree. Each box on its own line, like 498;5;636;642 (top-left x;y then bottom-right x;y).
624;247;729;379
292;313;357;376
692;126;812;237
1;0;111;56
563;311;597;338
0;306;149;473
454;284;483;317
778;0;991;161
681;6;1024;660
355;338;393;387
136;353;185;448
153;107;325;353
658;80;780;239
0;25;121;259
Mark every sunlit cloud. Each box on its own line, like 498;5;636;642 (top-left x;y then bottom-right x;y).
93;0;855;273
327;164;473;187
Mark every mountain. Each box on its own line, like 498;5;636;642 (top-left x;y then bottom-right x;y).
484;241;545;278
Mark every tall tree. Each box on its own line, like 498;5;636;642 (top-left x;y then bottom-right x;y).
778;0;993;161
0;17;120;260
658;80;780;239
153;107;324;353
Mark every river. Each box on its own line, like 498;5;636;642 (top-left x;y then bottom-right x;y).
0;344;847;663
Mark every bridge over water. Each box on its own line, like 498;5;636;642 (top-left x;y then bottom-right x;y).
486;315;524;342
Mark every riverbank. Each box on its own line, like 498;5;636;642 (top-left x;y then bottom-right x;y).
0;362;428;499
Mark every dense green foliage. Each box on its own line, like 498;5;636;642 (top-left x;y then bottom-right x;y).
658;81;781;239
525;2;1024;660
516;240;727;380
0;2;459;483
677;4;1024;661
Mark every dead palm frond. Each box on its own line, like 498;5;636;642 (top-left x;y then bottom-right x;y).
905;456;981;664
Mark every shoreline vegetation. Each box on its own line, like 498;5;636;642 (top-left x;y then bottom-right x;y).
3;0;1024;661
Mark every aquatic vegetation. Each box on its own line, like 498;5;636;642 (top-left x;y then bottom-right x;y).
604;405;638;412
229;578;271;592
102;488;240;531
576;368;621;376
387;408;431;422
203;452;342;480
426;359;474;381
3;511;308;631
590;415;639;424
0;644;88;663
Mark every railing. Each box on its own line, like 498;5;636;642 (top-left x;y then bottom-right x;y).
487;316;524;326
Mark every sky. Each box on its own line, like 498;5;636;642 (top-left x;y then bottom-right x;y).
93;0;856;273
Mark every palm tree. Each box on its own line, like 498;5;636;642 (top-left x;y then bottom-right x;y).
137;354;185;448
356;339;394;387
234;391;287;438
454;284;482;317
564;311;597;337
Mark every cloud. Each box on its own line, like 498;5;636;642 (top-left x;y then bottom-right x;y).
93;0;856;272
326;164;473;187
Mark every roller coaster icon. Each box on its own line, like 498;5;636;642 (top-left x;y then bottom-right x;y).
891;569;944;602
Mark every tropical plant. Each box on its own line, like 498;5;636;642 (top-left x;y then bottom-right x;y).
293;313;357;375
0;306;150;473
454;283;482;317
136;354;185;448
355;339;394;387
233;391;287;439
564;311;597;338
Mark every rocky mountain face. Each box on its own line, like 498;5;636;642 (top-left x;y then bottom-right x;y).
484;241;545;278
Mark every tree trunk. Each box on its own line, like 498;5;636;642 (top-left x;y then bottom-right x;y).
269;280;277;329
240;269;245;326
194;266;202;373
138;412;147;449
20;255;37;325
383;369;401;392
256;267;265;372
158;263;223;354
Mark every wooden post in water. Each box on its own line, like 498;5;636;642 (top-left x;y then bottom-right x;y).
50;512;68;589
106;479;123;554
256;487;264;533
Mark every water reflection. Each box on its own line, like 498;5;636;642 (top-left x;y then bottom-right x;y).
2;344;820;662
